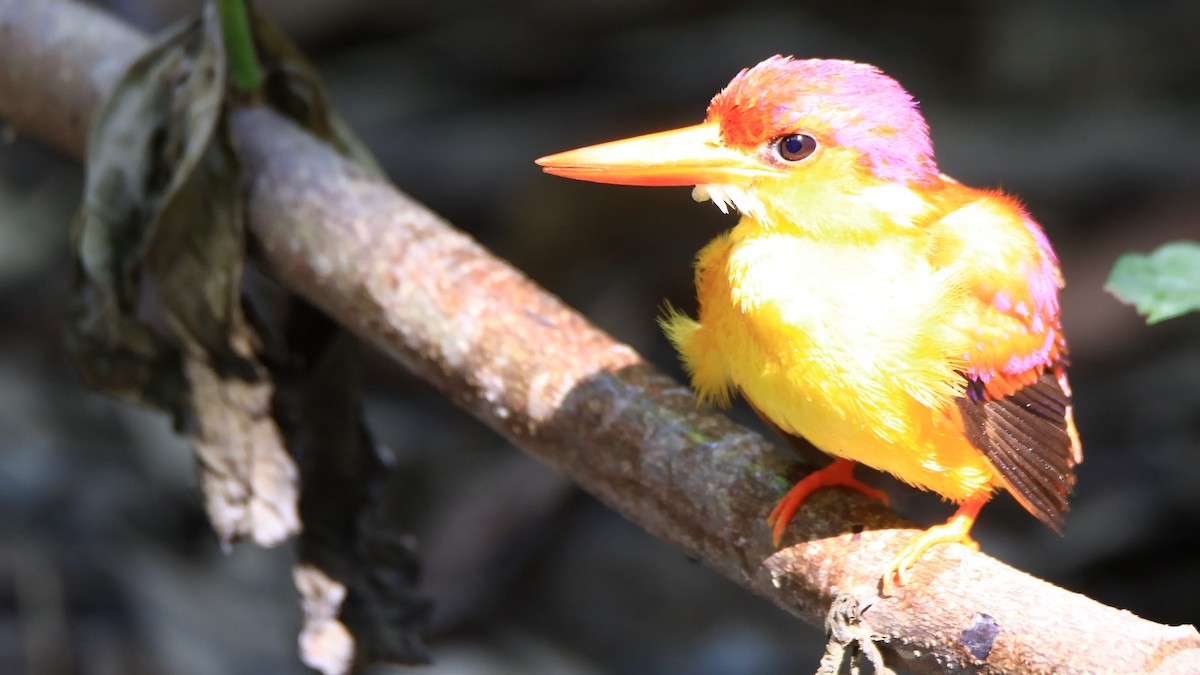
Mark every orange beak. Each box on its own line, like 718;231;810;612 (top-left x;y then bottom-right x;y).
536;122;770;187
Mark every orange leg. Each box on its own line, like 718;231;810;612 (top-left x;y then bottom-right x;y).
768;459;889;546
883;494;987;593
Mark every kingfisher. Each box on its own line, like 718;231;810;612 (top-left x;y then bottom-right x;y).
537;56;1081;589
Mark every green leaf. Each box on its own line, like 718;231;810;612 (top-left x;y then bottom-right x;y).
1105;240;1200;324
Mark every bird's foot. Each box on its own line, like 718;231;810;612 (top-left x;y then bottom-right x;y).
882;495;987;594
769;459;889;546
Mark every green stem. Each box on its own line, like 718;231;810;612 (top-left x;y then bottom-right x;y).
218;0;263;93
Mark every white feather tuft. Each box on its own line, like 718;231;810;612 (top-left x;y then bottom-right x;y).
692;184;767;221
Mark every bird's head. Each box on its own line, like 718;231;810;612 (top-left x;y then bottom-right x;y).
537;56;940;227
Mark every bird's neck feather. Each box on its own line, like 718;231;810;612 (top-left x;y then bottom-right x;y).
740;173;934;242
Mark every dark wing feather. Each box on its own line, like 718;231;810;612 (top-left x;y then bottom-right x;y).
956;368;1080;532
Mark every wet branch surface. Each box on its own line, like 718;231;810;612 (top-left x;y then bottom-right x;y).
2;1;1198;672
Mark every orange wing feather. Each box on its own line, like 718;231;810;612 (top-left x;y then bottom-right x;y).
929;188;1082;529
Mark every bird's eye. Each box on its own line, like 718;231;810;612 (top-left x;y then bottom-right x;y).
775;133;817;162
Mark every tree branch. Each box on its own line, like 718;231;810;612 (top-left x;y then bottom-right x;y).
2;1;1197;671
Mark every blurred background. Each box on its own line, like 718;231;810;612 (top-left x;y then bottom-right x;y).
2;0;1199;672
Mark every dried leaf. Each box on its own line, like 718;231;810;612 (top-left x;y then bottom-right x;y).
68;2;427;667
248;6;386;177
186;357;298;547
66;4;298;547
245;10;431;667
278;308;430;668
295;564;355;675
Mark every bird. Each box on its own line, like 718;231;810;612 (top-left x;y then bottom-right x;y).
536;56;1081;590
